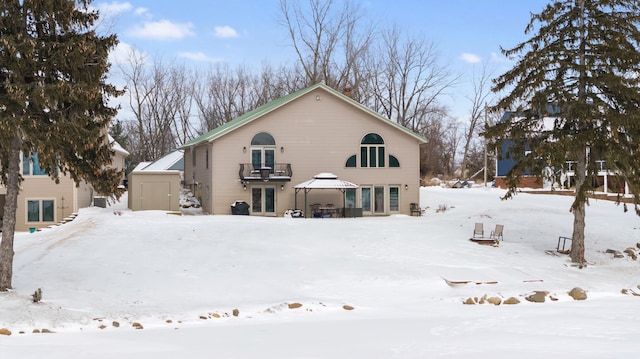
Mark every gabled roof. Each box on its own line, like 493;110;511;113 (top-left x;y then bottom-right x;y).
109;134;130;156
181;83;427;148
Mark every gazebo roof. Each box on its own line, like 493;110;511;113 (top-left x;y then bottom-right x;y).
294;173;359;189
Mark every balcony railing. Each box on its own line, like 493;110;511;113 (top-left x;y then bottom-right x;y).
565;160;608;172
239;163;292;181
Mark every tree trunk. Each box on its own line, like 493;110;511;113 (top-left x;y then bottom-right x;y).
0;135;22;291
570;150;587;265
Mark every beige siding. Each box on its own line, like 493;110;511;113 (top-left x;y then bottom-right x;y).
128;171;181;211
16;175;77;232
197;87;422;217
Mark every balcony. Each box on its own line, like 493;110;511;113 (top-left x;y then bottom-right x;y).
565;160;608;173
239;163;292;182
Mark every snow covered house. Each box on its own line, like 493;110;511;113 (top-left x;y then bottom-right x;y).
495;111;629;194
0;135;129;232
181;83;426;217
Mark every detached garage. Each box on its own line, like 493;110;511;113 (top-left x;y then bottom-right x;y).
128;171;181;211
128;150;184;212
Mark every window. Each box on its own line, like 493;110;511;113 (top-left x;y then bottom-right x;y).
345;188;356;207
389;155;400;167
250;132;276;172
389;186;399;211
345;155;357;167
23;152;47;176
27;199;55;222
360;133;385;168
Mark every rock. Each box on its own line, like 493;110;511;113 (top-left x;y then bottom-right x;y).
232;309;240;317
0;328;11;336
199;315;207;320
99;325;107;330
525;291;549;303
568;287;587;300
503;297;520;305
212;313;220;318
41;328;54;333
486;296;502;305
463;297;476;305
132;322;143;330
343;305;354;310
112;321;120;327
288;302;303;309
32;329;40;333
166;319;173;323
624;248;637;260
636;242;640;249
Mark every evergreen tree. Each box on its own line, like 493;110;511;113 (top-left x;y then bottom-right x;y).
487;0;640;265
0;0;122;290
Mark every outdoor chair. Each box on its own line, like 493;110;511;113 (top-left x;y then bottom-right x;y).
410;203;422;216
490;224;504;242
473;223;484;238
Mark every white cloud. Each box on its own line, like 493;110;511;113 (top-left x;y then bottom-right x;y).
134;7;148;16
108;41;136;65
178;52;223;63
213;25;239;38
93;1;132;17
128;20;195;40
460;53;482;64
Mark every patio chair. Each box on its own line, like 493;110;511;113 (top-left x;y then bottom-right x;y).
489;224;504;242
410;203;422;216
473;223;484;238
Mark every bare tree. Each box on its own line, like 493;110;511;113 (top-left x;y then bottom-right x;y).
364;26;457;134
459;62;495;180
118;50;195;162
279;0;372;90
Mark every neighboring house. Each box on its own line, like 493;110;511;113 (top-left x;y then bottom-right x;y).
128;150;184;211
0;135;129;232
495;111;629;194
181;83;426;217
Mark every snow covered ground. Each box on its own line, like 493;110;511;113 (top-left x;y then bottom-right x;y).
1;186;639;358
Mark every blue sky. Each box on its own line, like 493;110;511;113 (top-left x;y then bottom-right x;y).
95;0;551;120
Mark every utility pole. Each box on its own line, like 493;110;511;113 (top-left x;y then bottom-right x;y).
483;103;488;187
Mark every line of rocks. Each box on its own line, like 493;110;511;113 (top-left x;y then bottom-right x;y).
463;286;589;305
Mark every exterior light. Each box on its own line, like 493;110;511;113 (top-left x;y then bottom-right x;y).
405;184;408;190
243;146;247;153
281;185;285;191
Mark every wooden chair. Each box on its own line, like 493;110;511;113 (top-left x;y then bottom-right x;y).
490;224;504;242
473;223;484;238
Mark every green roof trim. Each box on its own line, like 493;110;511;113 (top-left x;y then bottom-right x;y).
181;83;427;148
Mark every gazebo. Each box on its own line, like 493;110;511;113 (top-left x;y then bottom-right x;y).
294;173;359;218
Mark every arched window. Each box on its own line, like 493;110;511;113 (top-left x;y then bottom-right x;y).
250;132;276;171
345;155;357;167
360;133;385;167
389;155;400;167
251;132;276;146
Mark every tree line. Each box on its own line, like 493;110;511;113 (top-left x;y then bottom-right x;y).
111;0;495;182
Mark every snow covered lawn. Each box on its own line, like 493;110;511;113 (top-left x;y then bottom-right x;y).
1;187;639;358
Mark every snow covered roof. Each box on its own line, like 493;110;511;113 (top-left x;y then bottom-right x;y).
108;134;129;156
294;173;359;189
133;150;184;172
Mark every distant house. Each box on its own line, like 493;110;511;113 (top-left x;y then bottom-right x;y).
128;150;184;212
0;135;129;232
181;83;426;217
495;111;629;194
